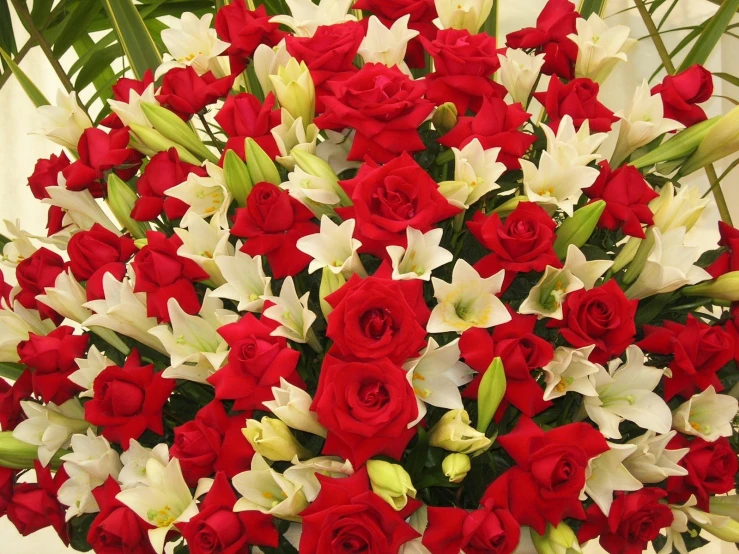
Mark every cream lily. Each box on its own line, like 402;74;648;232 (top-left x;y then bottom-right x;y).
0;300;55;362
428;409;492;456
671;386;738;442
434;0;493;34
108;83;159;129
542;345;601;401
37;269;91;324
270;0;356;37
211;247;272;313
272;109;320;170
283;456;354;502
166;162;231;230
118;440;170;490
68;345;115;398
387;227;453;281
156;12;229;78
33;90;92;151
518;265;584;320
243;417;311;462
270;57;316;126
315;129;362;175
296;216;364;277
43;185;121;234
263;377;327;437
568;14;636;83
582;442;643;516
253;41;292;96
358;15;419;75
497;49;546;104
174;213;235;286
623;430;689;484
262;277;317;344
437;139;506;209
281;166;342;217
1;220;37;266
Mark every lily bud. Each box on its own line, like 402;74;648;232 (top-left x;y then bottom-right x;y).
291;148;351;207
262;378;327;437
366;459;416;511
710;496;739;521
698;518;739;543
0;431;66;470
442;453;471;483
476;356;505;433
269;58;315;127
621;226;656;285
245;138;281;186
319;265;346;319
434;0;494;34
682;271;739;301
531;522;582;554
432;102;458;134
243;417;311;462
553;200;606;259
428;409;492;456
680;104;739;176
631;117;719;169
492;196;527;216
128;123;201;165
140;103;218;164
107;174;150;239
223;149;253;207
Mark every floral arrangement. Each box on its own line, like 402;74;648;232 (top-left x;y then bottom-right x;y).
1;0;738;553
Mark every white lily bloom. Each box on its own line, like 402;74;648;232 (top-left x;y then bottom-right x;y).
316;129;361;175
403;338;475;426
108;83;159;129
281;166;341;217
582;442;643;516
671;386;739;442
0;299;55;362
434;0;493;34
156;12;230;78
283;456;354;502
117;458;199;554
438;139;506;210
43;185;120;234
69;345;115;398
661;495;737;554
358;15;419;75
650;183;709;233
175;213;235;286
518;266;584;320
272;109;320;170
428;260;511;333
33;90;92;150
270;0;356;37
57;465;101;520
542;345;601;401
212;247;272;313
12;399;91;467
562;244;613;290
262;277;317;344
543;116;607;166
37;269;91;324
166;162;231;230
296;216;364;276
119;440;170;490
1;220;37;267
584;345;671;439
623;430;689;484
568;14;636;83
387;228;453;281
253;40;292;96
263;378;327;437
270;58;316;125
497;49;546;105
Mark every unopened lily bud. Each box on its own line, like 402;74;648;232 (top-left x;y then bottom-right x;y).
442;453;471;483
699;518;739;543
140;103;218;163
0;431;66;470
243;417;311;462
476;356;506;432
531;522;582;554
435;0;494;34
492;196;527;216
128;123;201;165
680;104;739;176
291;148;351;207
498;49;546;104
269;58;315;126
245;138;281;186
682;271;739;302
554;200;606;259
621;226;656;285
223;150;253;207
367;459;416;511
432;102;458;134
428;409;492;456
263;378;327;437
710;496;739;521
319;266;346;319
631;117;719;169
107;174;149;239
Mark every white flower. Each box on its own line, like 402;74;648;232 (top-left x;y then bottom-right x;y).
497;49;546;104
119;440;169;490
316;129;361;175
243;417;311;462
403;338;475;426
562;244;613;290
37;269;91;323
253;40;292;96
57;466;101;520
166;162;231;230
270;0;356;37
263;377;327;437
582;442;643;515
650;183;710;234
671;386;739;442
434;0;493;34
281;166;341;216
283;456;354;502
584;345;671;439
43;185;120;234
69;345;115;398
296;216;364;276
568;14;636;83
543;116;607;166
438;139;505;209
358;15;419;75
518;266;584;320
33;90;92;150
212;247;272;313
542;345;601;401
269;57;316;125
262;277;317;344
1;220;37;267
387;228;453;281
428;260;511;333
109;83;159;128
0;300;55;362
272;109;320;170
175;213;235;286
623;431;689;484
156;12;229;78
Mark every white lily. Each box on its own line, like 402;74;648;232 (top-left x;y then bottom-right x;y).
33;90;92;150
108;83;159;129
0;299;55;362
518;266;584;320
272;109;320;170
543;116;608;166
584;345;671;439
253;40;292;96
263;378;327;437
651;183;710;234
315;129;361;175
270;58;316;125
296;216;364;277
175;213;235;286
270;0;356;37
562;244;613;290
43;185;120;234
281;166;341;217
119;440;170;490
568;14;636;83
542;345;601;401
582;442;643;516
434;0;493;34
623;430;689;484
69;345;115;398
428;260;510;333
57;466;101;520
243;417;311;462
156;12;229;78
283;456;354;502
403;338;475;426
211;247;272;313
262;277;317;344
671;386;738;442
358;15;419;75
497;49;546;105
1;220;37;267
387;228;453;281
166;162;231;230
37;269;91;324
438;139;506;210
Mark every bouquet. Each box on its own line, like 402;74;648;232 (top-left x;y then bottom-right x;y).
1;0;738;553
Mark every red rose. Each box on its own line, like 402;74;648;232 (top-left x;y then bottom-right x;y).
100;70;155;129
439;97;536;169
231;183;319;279
215;1;285;72
506;0;579;79
336;153;459;255
131;231;209;322
315;63;434;163
461;308;554;417
85;263;128;302
482;417;608;534
535;77;618;133
583;161;659;238
312;356;419;466
468;202;561;291
421;507;469;554
0;270;10;305
707;221;739;278
157;66;235;118
208;313;304;412
326;275;428;363
300;468;420;553
84;351;176;447
0;370;33;431
0;467;15;517
132;148;207;221
180;472;278;554
637;314;733;400
578;489;673;554
652;65;713;127
553;280;638;364
420;505;521;554
67;224;136;281
15;247;66;321
88;478;156;554
421;29;506;114
17;326;87;404
28;152;70;199
215;92;280;159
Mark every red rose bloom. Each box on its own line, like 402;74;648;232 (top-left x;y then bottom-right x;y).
578;489;673;554
15;247;66;321
231;183;319;278
535;77;618;133
439;97;536;169
85;263;128;302
652;65;713;127
312;356;419;466
157;66;235;118
208;313;304;412
583;161;659;238
482;417;609;534
315;63;434;163
215;1;285;72
707;221;739;278
215;92;280;159
0;270;10;305
100;70;155;129
0;467;15;517
637;314;733;400
326;275;429;363
0;370;33;431
28;152;70;199
420;505;521;554
67;224;136;281
84;351;176;447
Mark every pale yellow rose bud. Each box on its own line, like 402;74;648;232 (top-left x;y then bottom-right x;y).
243;417;311;462
367;459;416;511
442;453;471;483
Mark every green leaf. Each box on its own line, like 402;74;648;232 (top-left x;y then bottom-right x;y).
52;0;101;58
714;71;739;88
578;0;608;18
0;0;16;69
678;0;739;73
30;0;54;28
74;44;121;91
649;25;704;82
0;362;25;381
0;47;50;107
102;0;161;80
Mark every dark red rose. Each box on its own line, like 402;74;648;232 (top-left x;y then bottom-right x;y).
131;231;209;322
707;221;739;278
535;77;618;133
300;468;420;554
15;247;66;321
506;0;579;79
67;224;136;280
0;467;15;517
638;314;733;400
462;507;521;554
157;66;235;118
439;97;536;169
215;92;280;159
468;202;561;291
652;65;713;127
313;355;419;466
132;148;208;221
553;280;638;364
578;489;673;554
215;1;285;72
85;262;128;302
336;153;460;256
482;417;609;534
84;350;176;447
583;161;659;238
0;269;11;306
231;183;319;278
0;370;33;431
315;63;434;163
461;308;554;417
326;275;428;363
100;70;155;129
28;152;70;199
88;478;156;554
421;507;469;554
208;313;304;412
46;205;68;237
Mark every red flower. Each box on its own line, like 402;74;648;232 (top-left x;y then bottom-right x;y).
535;77;618;133
231;183;319;279
421;505;521;554
637;314;733;400
439;97;536;169
84;350;176;447
67;224;136;281
100;70;155;129
0;467;15;517
27;152;70;200
312;356;419;466
652;65;713;127
461;308;554;417
208;313;304;412
157;66;235;118
315;63;434;163
0;270;10;306
583;161;659;238
482;417;608;534
215;92;280;160
578;489;673;554
15;247;66;321
0;370;33;431
85;263;128;302
215;1;285;72
707;221;739;278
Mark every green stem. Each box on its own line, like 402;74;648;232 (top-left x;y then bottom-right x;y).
198;113;224;154
0;38;34;89
705;164;733;225
0;362;24;381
